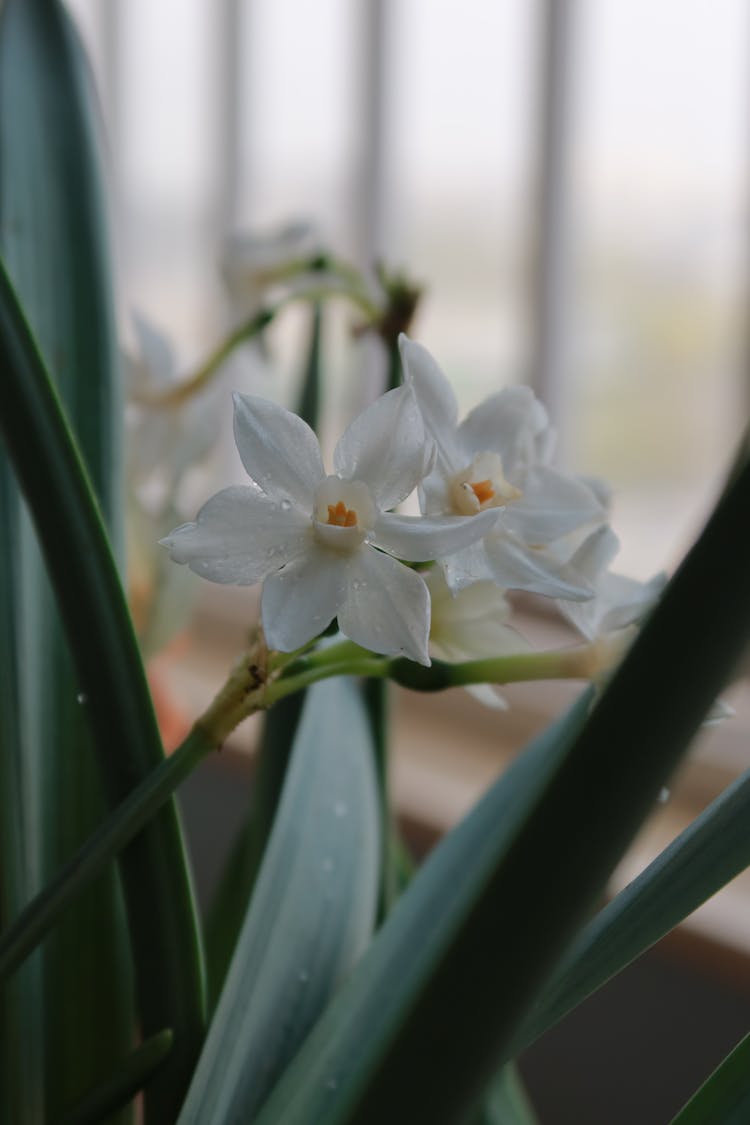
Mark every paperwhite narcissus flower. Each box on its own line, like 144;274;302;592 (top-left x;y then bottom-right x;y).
400;336;607;600
221;220;322;309
126;312;221;494
558;526;667;642
426;568;530;708
161;385;499;664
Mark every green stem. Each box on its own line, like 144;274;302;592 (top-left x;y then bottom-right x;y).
389;646;600;692
0;638;601;985
138;282;380;410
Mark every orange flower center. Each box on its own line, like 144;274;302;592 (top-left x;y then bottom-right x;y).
326;500;358;528
470;479;495;505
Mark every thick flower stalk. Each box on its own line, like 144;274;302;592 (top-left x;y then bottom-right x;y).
400;336;608;600
161;384;497;664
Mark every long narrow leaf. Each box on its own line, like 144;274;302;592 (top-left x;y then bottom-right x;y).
55;1030;174;1125
204;692;304;1006
0;254;205;1119
670;1031;750;1124
0;0;132;1115
476;1065;538;1125
0;472;44;1123
513;761;750;1054
253;691;592;1125
179;677;380;1124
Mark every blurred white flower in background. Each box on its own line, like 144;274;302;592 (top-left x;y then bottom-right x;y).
220;219;322;312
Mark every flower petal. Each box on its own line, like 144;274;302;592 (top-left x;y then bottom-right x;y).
371;509;499;563
261;545;349;651
333;384;432;510
441;540;495;591
483;529;595;600
400;335;462;474
160;486;311;585
232;392;325;509
503;465;605;544
457;386;550;481
562;569;666;641
338;547;430;664
426;572;525;659
131;311;175;389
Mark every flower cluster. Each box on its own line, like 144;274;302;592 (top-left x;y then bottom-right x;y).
162;336;664;670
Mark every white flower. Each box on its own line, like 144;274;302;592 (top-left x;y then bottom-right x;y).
126;312;221;495
161;385;499;664
426;568;529;708
400;336;607;600
558;526;667;642
221;220;322;309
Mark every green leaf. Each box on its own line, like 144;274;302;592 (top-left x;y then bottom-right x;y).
252;691;592;1125
54;1030;174;1125
205;692;304;1007
0;0;132;1117
669;1032;750;1124
0;253;205;1121
0;472;44;1124
512;761;750;1055
475;1065;538;1125
178;678;380;1124
0;726;213;985
255;446;750;1125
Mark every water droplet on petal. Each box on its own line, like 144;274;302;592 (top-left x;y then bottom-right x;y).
280;499;291;511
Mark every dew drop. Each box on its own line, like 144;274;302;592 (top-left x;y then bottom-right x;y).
280;499;291;511
76;692;87;705
333;800;348;818
658;787;670;804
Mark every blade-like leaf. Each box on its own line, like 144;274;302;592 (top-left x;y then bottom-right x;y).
0;0;132;1116
178;677;380;1124
55;1029;174;1125
255;446;750;1125
0;252;204;1121
0;472;44;1124
669;1031;750;1125
513;761;750;1054
475;1065;538;1125
205;692;304;1007
253;691;592;1125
